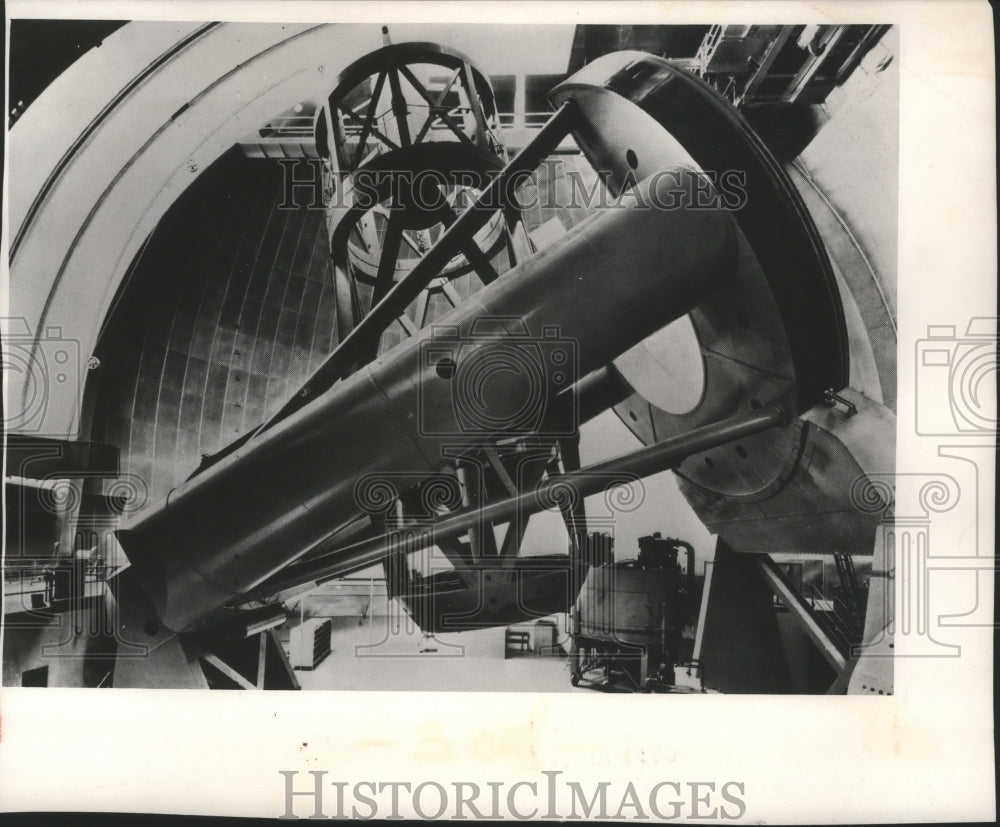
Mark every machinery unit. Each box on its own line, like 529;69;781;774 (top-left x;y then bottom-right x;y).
571;533;698;692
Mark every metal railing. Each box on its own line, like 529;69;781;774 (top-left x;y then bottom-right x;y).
258;114;315;139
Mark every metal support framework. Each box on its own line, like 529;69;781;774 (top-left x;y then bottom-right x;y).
191;54;531;476
353;69;388;167
455;460;497;559
119;45;855;649
200;652;258;690
398;63;476;149
247;400;790;600
323;42;501;174
318;41;513;370
267;99;577;430
256;632;267;688
755;553;849;678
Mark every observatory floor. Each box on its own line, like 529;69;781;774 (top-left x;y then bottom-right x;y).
285;617;580;693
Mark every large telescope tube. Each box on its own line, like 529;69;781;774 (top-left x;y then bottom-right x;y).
117;166;737;632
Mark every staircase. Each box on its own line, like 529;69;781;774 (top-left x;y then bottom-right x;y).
816;553;867;656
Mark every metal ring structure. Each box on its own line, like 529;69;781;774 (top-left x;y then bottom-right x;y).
329;143;507;287
317;42;517;350
317;41;501;173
